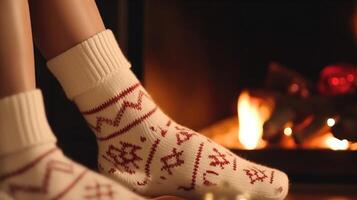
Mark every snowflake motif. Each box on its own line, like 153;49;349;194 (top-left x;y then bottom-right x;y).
243;166;268;184
150;126;168;137
208;148;230;169
175;126;196;145
203;170;219;186
160;148;185;175
84;182;115;200
104;142;142;174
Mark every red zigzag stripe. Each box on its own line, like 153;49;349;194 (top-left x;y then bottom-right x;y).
97;107;158;141
81;83;141;115
9;160;74;195
0;148;58;181
51;170;88;200
89;89;150;133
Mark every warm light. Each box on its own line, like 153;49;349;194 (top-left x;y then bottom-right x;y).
325;133;349;150
237;91;271;150
347;74;355;82
288;83;299;93
236;195;248;200
350;142;357;150
204;192;214;200
330;77;340;86
283;127;293;136
327;118;336;127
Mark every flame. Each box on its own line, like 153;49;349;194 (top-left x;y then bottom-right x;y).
324;133;349;150
237;91;271;149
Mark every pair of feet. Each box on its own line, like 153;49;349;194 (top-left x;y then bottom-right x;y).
0;30;289;200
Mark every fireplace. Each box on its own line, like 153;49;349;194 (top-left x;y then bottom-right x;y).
199;62;357;184
142;0;357;191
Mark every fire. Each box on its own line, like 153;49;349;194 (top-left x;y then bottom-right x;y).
233;90;353;151
237;91;271;149
324;133;349;150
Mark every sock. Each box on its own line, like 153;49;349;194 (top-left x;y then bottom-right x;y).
47;30;289;200
0;90;145;200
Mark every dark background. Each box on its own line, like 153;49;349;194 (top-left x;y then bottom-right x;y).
34;0;357;169
143;0;357;130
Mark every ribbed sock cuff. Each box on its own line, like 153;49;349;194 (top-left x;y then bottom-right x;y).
0;90;56;156
47;29;131;100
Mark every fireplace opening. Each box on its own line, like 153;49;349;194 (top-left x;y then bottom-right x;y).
143;0;357;188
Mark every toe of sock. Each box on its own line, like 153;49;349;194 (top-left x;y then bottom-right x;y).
265;169;289;200
247;168;289;200
275;170;289;199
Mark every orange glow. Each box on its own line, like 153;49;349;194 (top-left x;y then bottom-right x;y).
350;142;357;150
237;91;271;149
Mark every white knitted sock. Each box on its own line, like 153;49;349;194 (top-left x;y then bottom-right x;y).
0;90;145;200
47;30;289;200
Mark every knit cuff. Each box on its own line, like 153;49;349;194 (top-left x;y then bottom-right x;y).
0;90;56;156
47;30;131;100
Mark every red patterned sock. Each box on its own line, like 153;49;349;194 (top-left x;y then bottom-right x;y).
47;30;289;200
0;90;145;200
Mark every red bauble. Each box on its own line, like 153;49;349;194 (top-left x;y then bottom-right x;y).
318;64;357;96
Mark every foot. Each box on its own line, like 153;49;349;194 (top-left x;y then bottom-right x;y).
0;90;145;200
0;144;145;200
48;30;289;200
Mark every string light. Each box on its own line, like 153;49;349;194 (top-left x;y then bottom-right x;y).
327;118;335;127
283;127;292;136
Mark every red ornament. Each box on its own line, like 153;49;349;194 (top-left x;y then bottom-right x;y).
318;64;357;96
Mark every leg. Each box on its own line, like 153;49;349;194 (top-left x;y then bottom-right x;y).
0;0;35;98
0;2;145;199
29;0;105;59
32;1;288;199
